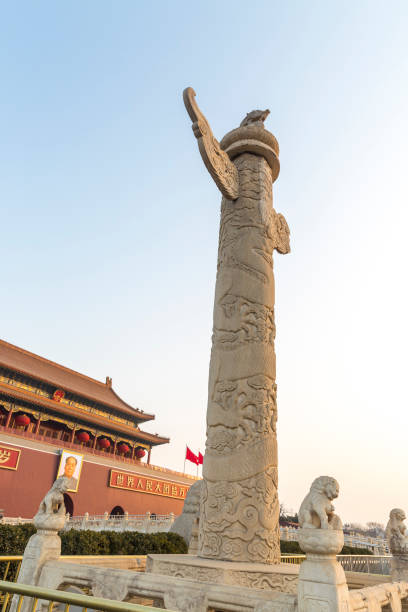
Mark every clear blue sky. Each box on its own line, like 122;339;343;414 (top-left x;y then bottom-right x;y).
1;1;408;524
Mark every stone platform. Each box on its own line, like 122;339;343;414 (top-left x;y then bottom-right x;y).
146;554;299;594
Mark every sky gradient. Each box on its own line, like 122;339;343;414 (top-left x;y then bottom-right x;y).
1;0;408;524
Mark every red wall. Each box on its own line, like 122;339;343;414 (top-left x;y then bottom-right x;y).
0;444;187;518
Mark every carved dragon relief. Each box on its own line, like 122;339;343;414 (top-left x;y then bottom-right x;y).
207;374;278;455
213;295;276;351
183;87;239;200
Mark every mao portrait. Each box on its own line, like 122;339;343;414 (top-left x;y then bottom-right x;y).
56;450;84;492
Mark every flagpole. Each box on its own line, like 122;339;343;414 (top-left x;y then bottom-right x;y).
184;444;186;474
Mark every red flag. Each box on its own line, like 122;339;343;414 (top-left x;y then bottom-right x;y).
186;446;199;465
198;452;203;465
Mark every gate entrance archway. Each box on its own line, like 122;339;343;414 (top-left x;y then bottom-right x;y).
63;493;74;517
110;505;124;516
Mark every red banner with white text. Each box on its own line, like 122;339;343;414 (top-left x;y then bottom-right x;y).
109;470;190;500
0;445;21;470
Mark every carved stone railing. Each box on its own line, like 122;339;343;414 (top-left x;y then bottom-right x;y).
338;555;392;576
33;559;408;611
0;578;165;612
281;554;392;576
349;581;408;610
0;517;33;525
280;527;389;554
36;560;298;611
63;512;176;533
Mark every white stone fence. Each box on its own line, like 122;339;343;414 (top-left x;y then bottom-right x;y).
280;526;390;554
1;512;177;533
349;581;408;610
1;517;33;525
2;515;390;552
338;555;391;575
63;512;176;533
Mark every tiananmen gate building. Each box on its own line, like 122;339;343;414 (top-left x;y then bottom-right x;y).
0;339;195;518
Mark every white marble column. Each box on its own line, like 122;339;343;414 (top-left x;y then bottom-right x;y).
183;89;290;565
200;152;288;564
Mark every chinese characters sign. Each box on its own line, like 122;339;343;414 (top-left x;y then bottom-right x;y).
0;445;21;470
109;470;189;500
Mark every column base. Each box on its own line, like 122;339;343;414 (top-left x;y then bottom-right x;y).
146;554;299;593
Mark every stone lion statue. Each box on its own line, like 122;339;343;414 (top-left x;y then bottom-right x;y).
37;476;70;516
170;480;202;546
34;476;71;530
386;508;408;555
298;476;342;530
